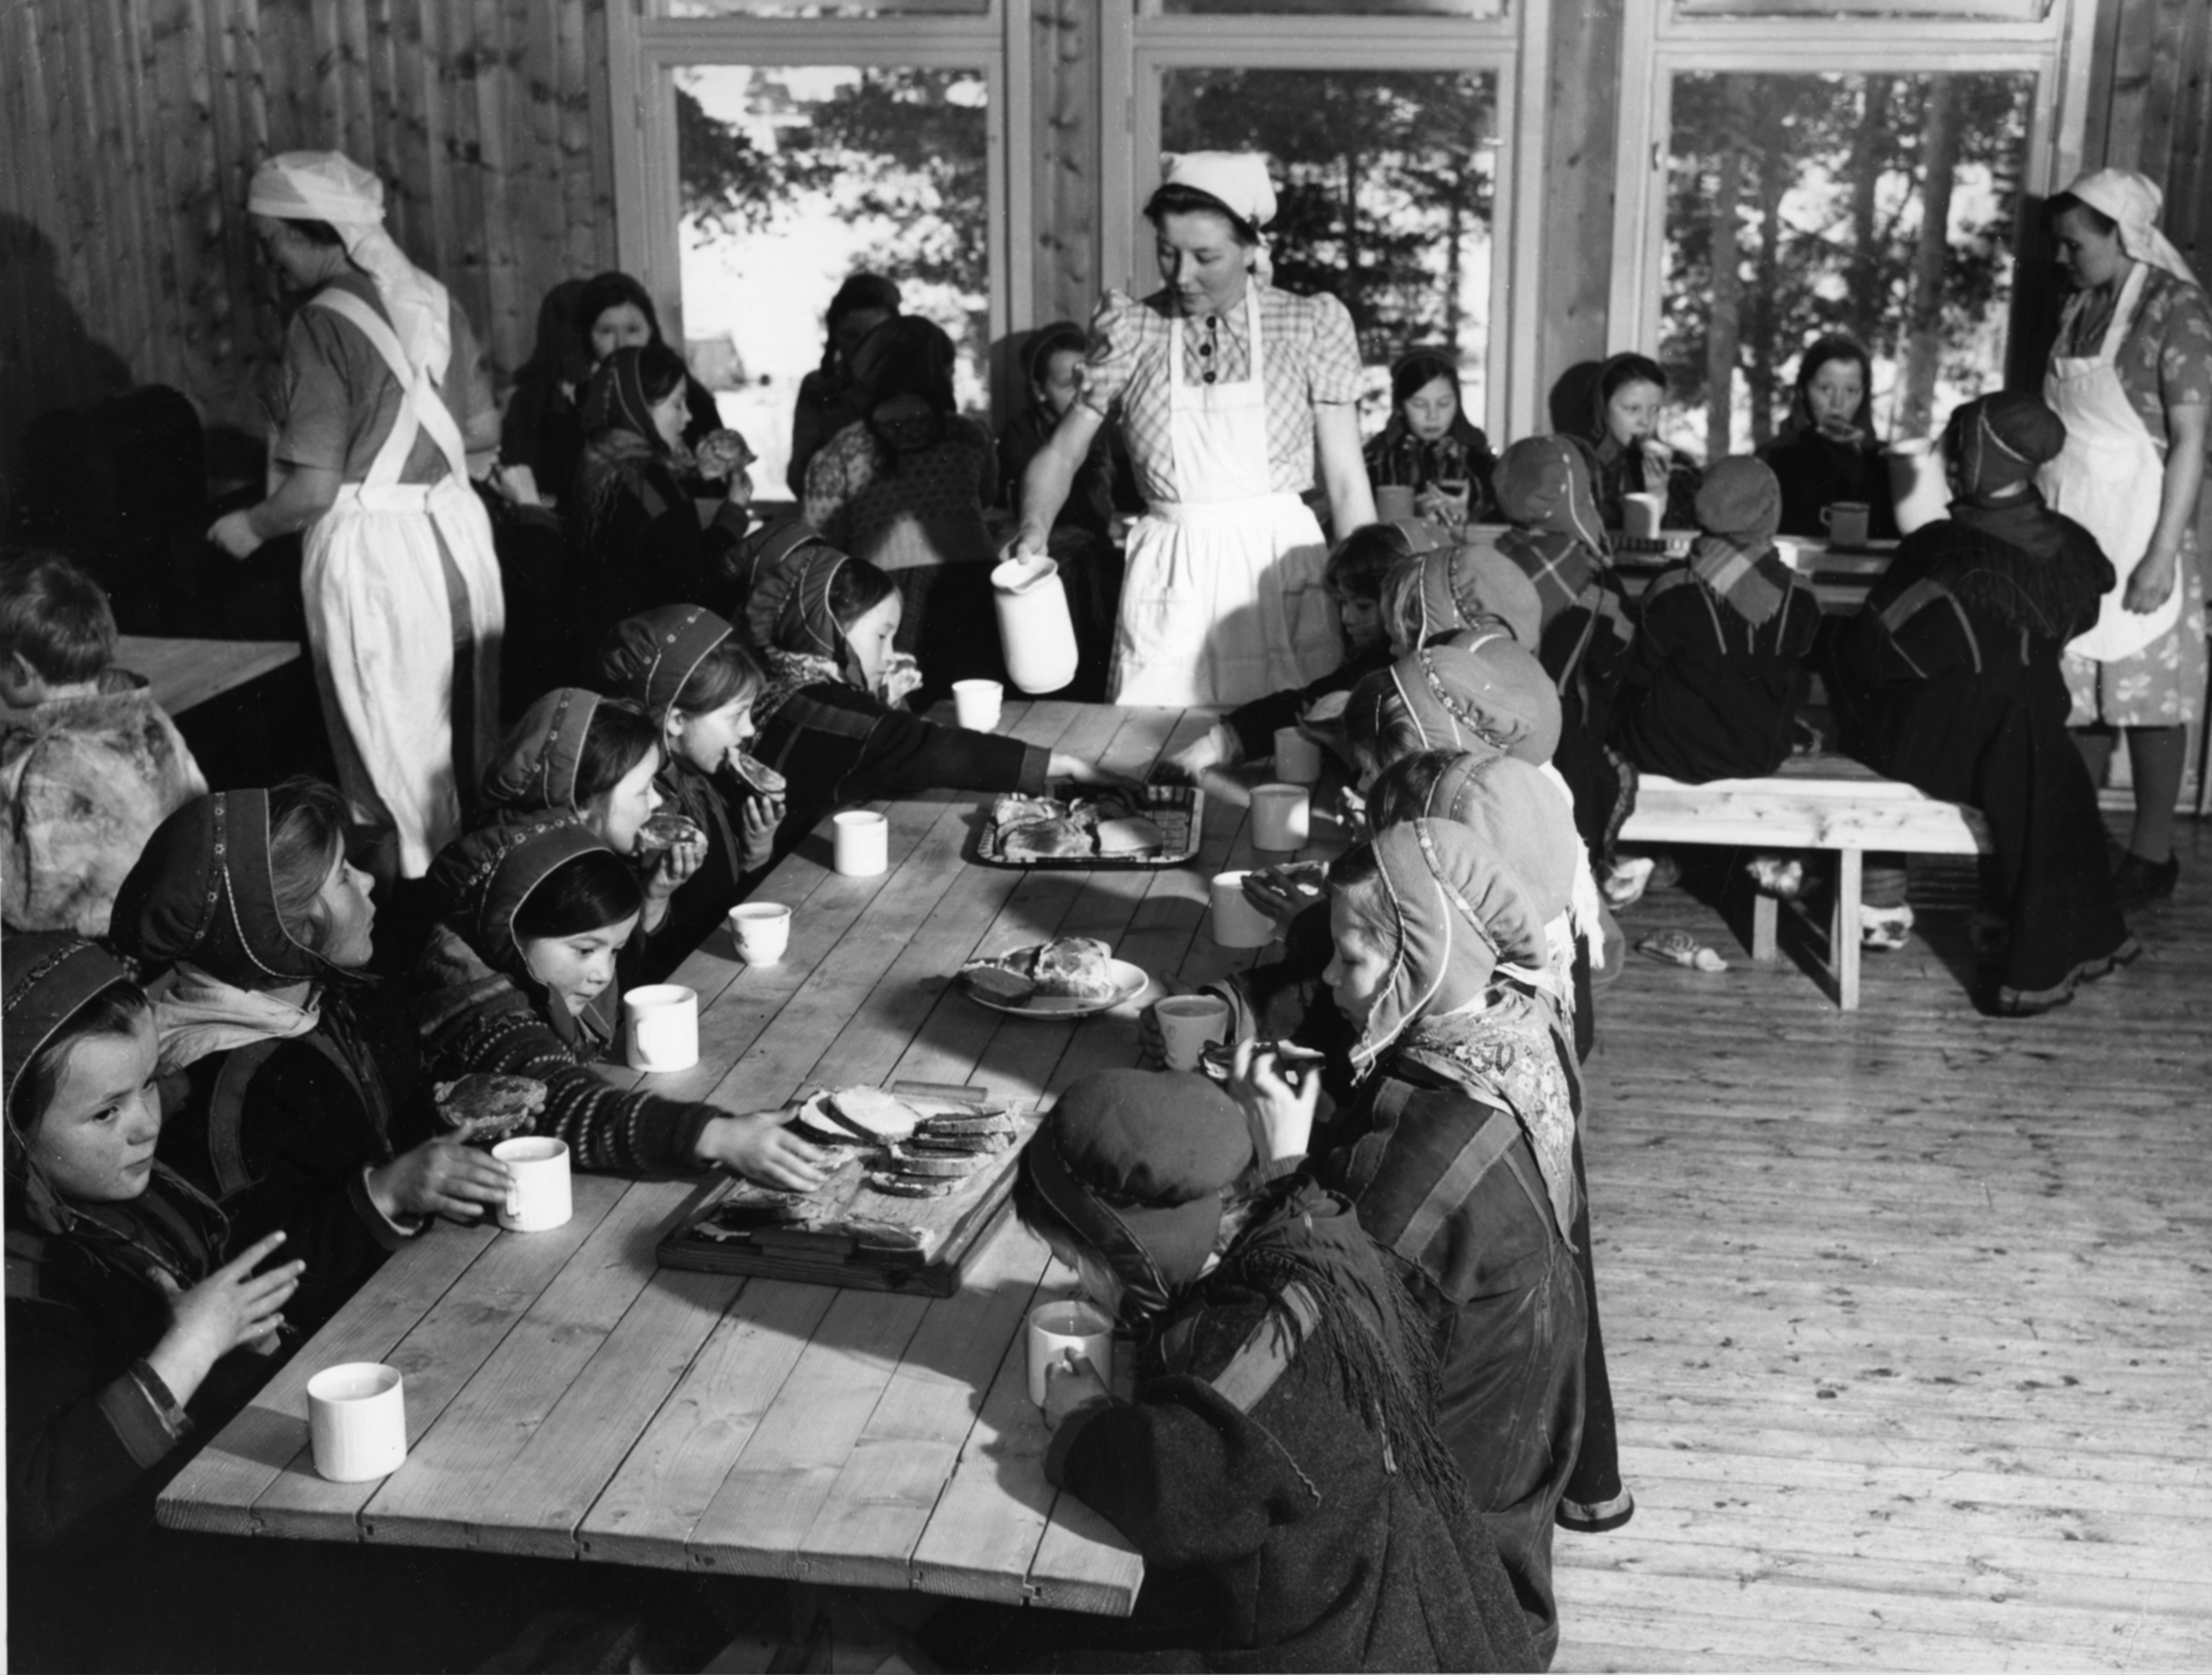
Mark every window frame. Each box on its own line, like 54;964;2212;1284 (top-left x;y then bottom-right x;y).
606;0;1032;367
1606;0;2099;387
1099;0;1546;441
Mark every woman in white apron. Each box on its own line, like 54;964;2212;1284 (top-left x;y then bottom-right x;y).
2040;168;2210;907
1007;152;1376;707
209;152;505;882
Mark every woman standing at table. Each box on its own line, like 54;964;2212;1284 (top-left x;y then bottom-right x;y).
2041;169;2211;908
1007;152;1376;706
207;152;504;883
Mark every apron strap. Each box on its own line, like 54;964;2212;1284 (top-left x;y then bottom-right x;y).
310;288;470;486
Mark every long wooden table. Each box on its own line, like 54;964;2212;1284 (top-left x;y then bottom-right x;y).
158;700;1283;1617
0;635;300;723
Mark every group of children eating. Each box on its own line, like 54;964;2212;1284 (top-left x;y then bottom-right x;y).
3;337;2137;1665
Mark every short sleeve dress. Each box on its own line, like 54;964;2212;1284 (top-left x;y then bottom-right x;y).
2056;264;2212;727
1078;285;1363;705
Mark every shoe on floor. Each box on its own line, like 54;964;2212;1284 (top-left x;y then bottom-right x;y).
2112;850;2179;908
1603;856;1656;908
1860;902;1914;951
1746;856;1804;899
1557;1489;1636;1534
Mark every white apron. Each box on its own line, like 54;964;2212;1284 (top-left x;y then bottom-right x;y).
300;288;505;878
1111;293;1338;707
2039;263;2182;663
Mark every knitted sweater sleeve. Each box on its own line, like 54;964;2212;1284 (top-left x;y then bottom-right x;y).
409;930;714;1173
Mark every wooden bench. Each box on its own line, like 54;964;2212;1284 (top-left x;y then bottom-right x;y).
1618;753;1991;1010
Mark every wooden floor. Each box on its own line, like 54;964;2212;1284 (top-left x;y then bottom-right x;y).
1555;819;2212;1671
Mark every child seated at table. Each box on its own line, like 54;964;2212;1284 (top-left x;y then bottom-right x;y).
736;536;1120;857
1;552;206;936
593;608;784;965
965;1067;1534;1674
109;781;507;1335
1609;456;1818;785
1491;435;1638;871
1378;530;1544;654
1163;520;1410;782
483;686;703;985
5;933;304;1665
408;815;827;1189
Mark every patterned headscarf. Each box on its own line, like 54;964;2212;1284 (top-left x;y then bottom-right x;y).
1494;436;1610;628
483;688;612;814
1688;457;1789;626
1946;390;2067;499
1344;822;1579;1236
1345;820;1549;1075
2;933;226;1279
1380;524;1542;651
578;348;664;446
111;790;329;987
597;606;736;726
1388;636;1562;766
427;816;616;989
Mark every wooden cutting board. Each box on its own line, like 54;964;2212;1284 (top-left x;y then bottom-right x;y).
653;1083;1040;1296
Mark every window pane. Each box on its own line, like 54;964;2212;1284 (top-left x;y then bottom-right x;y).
1160;67;1499;425
1661;70;2034;460
1151;0;1503;14
674;64;990;496
666;2;988;18
1677;0;2051;18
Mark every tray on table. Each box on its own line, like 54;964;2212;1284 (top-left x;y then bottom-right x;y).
975;783;1203;871
654;1082;1041;1296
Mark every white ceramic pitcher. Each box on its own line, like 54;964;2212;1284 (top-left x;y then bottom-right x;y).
1886;439;1949;536
991;556;1079;694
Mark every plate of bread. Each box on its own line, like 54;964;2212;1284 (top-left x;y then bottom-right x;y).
958;934;1149;1017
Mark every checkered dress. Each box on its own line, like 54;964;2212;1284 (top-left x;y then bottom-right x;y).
1079;287;1362;505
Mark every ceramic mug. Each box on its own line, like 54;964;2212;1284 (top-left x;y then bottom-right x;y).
1821;501;1871;549
623;984;699;1073
1622;492;1666;540
307;1363;407;1483
1027;1299;1114;1407
493;1136;572;1233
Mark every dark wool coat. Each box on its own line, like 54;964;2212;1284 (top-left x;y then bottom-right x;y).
1317;1060;1587;1667
1609;552;1820;783
1036;1251;1539;1670
157;984;434;1336
750;678;1049;864
1835;510;2129;1008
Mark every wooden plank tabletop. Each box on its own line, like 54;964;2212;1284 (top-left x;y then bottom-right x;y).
2;635;301;723
158;699;1296;1617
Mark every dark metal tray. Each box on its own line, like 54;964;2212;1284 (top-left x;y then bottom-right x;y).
974;783;1203;870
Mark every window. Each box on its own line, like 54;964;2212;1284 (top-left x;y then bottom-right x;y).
1113;0;1541;438
1609;0;2096;458
674;64;992;490
610;0;1024;490
1662;69;2036;458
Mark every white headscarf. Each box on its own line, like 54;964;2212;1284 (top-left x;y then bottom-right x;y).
249;151;454;380
1159;151;1278;285
2058;168;2201;290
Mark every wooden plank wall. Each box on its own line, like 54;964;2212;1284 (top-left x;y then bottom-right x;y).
3;0;2208;499
0;0;618;503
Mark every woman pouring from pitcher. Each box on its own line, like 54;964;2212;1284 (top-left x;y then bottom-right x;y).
1006;152;1376;706
2042;168;2210;908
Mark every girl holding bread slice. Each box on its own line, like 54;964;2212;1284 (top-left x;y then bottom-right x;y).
408;815;829;1191
109;780;503;1336
593;606;786;977
482;685;704;987
733;531;1122;865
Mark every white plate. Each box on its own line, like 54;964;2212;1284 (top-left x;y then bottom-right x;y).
962;956;1150;1019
